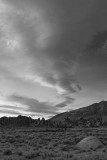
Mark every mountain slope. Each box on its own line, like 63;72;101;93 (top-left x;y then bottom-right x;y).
50;101;107;124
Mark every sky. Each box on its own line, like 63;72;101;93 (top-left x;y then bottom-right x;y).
0;0;107;119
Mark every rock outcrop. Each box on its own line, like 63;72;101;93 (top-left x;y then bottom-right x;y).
76;136;103;151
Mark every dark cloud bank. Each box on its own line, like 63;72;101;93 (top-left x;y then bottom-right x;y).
9;95;58;115
86;30;107;54
4;0;82;95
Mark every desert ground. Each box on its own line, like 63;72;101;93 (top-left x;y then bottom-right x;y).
0;127;107;160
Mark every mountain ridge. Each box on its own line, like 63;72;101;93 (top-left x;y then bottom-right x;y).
49;100;107;125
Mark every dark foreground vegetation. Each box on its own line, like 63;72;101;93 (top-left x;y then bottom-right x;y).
0;115;102;128
0;114;105;128
0;127;107;160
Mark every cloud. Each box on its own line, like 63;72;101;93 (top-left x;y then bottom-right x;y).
85;30;107;53
0;110;19;116
55;93;75;108
0;0;81;100
8;94;60;116
55;102;67;108
0;104;48;118
0;104;26;116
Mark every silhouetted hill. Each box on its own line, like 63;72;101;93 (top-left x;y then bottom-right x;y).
0;115;47;127
49;101;107;127
0;115;33;127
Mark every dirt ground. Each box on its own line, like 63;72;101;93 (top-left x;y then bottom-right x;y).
0;127;107;160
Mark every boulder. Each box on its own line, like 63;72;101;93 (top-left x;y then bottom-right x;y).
76;136;103;151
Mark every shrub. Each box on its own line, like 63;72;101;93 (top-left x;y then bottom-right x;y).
60;145;70;151
4;149;12;155
17;151;23;156
25;152;40;159
62;139;72;145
